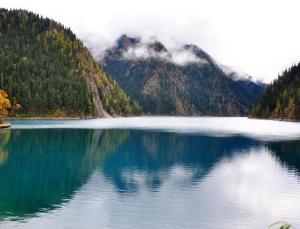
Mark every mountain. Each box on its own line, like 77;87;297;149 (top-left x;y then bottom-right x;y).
101;35;265;116
0;9;141;117
251;63;300;120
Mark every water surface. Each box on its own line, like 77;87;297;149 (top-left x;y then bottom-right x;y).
0;118;300;228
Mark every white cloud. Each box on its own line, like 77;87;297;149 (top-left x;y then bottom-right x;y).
219;65;253;81
169;48;207;66
122;43;169;60
120;38;208;66
2;0;300;82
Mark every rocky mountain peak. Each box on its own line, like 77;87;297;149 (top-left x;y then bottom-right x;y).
116;34;140;50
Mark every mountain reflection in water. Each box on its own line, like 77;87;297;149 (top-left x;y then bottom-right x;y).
0;128;299;228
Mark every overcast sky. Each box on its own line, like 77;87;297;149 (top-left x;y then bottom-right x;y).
2;0;300;82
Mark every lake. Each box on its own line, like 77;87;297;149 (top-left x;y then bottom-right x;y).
0;117;300;229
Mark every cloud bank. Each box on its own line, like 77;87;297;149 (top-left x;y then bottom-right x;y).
120;37;208;66
2;0;300;82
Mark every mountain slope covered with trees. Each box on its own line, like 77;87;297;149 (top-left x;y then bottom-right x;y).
102;35;265;116
0;9;140;117
251;64;300;120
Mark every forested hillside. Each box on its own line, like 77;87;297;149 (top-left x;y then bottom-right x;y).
252;64;300;120
0;9;140;117
102;35;265;116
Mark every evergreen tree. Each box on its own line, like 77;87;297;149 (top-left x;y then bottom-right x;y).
251;63;300;120
0;9;141;117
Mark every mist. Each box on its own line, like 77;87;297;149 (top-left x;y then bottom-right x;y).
10;117;300;141
113;36;208;66
2;0;300;82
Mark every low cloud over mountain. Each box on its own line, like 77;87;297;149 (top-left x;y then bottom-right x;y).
101;34;266;116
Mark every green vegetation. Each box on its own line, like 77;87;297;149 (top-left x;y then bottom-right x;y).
252;63;300;120
103;35;265;116
0;9;141;117
269;221;293;229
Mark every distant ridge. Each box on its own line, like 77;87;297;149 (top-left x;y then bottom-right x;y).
101;34;265;116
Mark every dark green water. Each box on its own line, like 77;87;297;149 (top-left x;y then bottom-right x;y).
0;128;300;228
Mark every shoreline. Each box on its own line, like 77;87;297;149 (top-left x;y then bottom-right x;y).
8;117;87;120
5;115;299;122
7;115;246;120
4;115;300;123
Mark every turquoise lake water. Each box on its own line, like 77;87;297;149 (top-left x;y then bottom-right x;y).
0;118;300;228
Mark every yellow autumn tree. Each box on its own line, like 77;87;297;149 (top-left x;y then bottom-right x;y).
0;90;11;123
0;90;21;124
